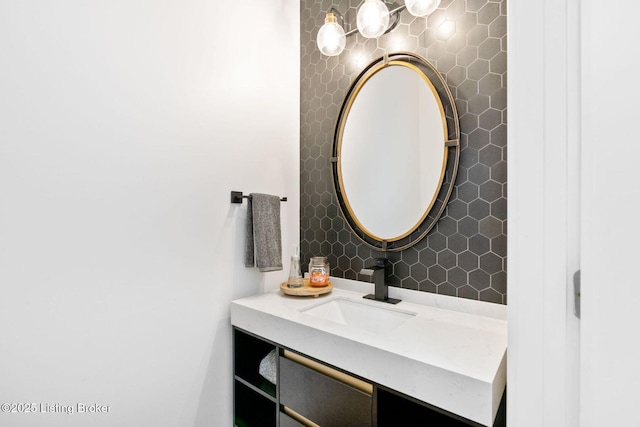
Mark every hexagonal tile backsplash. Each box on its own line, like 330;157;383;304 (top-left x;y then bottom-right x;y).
300;0;507;304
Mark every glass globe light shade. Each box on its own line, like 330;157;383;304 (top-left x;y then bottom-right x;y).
317;13;346;56
404;0;441;17
357;0;390;38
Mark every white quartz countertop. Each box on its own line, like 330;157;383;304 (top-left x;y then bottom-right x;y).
230;278;507;426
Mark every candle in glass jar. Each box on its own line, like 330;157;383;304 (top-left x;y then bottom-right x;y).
308;256;330;287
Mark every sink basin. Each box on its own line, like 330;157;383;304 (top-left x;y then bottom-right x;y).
299;297;417;334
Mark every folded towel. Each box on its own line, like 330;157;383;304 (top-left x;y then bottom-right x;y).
245;193;283;272
258;349;278;385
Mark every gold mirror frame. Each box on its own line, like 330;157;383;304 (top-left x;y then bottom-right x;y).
331;52;460;252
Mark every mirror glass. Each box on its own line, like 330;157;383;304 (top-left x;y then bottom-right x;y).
333;54;459;251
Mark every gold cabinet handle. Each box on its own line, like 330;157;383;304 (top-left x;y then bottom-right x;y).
283;350;373;395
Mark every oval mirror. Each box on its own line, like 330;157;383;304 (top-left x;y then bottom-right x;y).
332;53;460;251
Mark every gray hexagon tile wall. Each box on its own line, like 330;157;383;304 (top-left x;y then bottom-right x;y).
300;0;507;304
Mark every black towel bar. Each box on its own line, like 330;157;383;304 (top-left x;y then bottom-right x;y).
230;191;287;204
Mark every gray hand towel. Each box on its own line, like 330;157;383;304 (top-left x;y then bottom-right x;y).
245;193;283;272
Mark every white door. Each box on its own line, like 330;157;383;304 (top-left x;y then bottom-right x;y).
508;0;640;426
580;1;640;425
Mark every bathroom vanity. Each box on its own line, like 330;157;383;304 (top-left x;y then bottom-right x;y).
231;278;507;427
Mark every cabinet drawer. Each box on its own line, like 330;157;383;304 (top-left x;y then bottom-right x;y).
280;353;372;427
280;409;312;427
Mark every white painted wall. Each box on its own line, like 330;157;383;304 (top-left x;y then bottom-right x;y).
0;1;299;426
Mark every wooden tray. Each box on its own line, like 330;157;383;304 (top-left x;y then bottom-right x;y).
280;278;332;297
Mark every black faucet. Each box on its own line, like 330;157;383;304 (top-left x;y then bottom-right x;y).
360;258;401;304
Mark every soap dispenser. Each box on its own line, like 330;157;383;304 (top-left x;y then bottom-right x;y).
287;245;303;288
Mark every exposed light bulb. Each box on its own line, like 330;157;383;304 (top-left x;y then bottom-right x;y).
357;0;390;39
317;12;346;56
404;0;441;17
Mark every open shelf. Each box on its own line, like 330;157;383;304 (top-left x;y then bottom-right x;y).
377;387;479;427
233;328;277;399
234;379;277;427
234;375;276;403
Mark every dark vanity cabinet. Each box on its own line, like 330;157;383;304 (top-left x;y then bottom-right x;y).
279;352;373;426
233;329;278;427
233;328;370;427
233;327;503;427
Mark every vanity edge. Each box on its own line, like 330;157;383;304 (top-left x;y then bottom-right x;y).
230;279;507;426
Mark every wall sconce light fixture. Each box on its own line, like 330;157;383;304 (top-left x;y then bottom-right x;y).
316;0;441;56
405;0;441;17
317;12;347;56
